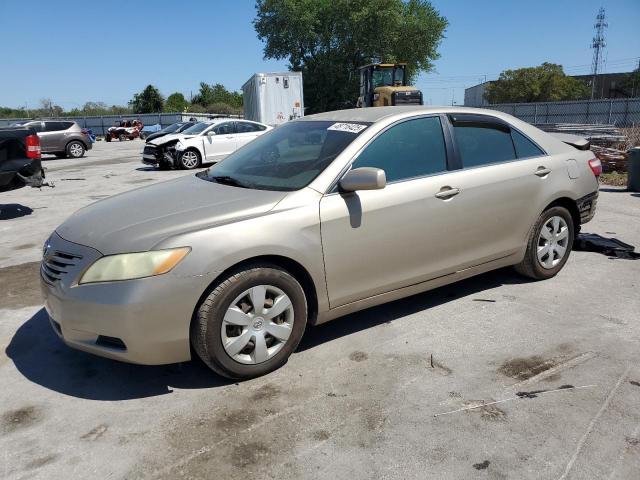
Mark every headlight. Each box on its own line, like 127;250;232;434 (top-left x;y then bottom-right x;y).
79;247;190;284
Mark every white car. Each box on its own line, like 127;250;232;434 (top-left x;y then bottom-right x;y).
142;119;272;170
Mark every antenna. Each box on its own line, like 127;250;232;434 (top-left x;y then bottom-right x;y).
590;7;607;99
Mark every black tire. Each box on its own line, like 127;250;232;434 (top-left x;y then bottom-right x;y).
515;206;575;280
65;141;85;159
105;135;111;142
118;134;127;142
191;264;308;379
177;149;201;170
139;132;146;140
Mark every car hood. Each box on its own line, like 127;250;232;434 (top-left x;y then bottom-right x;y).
56;175;288;255
149;133;197;146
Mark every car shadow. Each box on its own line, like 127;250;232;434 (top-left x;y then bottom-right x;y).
298;267;530;351
0;203;34;220
5;308;231;401
7;267;529;401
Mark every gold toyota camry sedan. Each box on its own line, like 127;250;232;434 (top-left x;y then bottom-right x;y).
41;106;600;379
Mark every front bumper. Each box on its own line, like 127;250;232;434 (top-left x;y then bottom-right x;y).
40;232;205;365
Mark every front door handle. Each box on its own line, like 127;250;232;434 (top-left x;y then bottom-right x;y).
435;187;460;200
535;167;551;177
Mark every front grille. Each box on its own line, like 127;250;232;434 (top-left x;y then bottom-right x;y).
41;250;83;285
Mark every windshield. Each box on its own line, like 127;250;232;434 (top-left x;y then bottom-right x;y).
162;123;184;133
199;120;371;191
181;122;210;135
371;66;405;88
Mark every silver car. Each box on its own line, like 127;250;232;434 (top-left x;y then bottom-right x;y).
19;120;92;158
41;107;600;379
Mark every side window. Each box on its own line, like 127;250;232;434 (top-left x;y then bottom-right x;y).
236;122;263;133
453;124;516;168
44;122;67;132
351;117;447;182
28;122;44;132
512;130;545;159
212;122;235;135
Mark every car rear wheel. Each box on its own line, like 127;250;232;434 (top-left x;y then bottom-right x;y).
191;265;307;379
515;206;574;280
178;149;201;169
66;141;85;158
118;134;127;142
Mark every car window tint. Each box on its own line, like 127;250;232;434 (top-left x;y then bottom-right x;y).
512;129;545;158
453;124;516;168
44;122;70;132
236;122;262;133
27;122;43;132
212;123;234;135
351;117;447;182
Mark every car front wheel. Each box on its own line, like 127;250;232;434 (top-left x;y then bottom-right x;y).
178;149;201;169
66;141;85;158
515;206;574;280
191;265;308;379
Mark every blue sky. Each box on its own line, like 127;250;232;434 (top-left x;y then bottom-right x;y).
0;0;638;109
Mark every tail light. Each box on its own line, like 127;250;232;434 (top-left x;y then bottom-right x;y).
81;128;89;136
588;157;602;177
25;134;41;159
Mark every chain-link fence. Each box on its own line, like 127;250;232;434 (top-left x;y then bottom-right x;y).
0;112;244;136
487;98;640;127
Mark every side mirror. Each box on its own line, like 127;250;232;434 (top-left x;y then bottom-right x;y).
339;167;386;192
206;130;216;136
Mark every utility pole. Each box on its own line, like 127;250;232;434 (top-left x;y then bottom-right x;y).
590;7;607;100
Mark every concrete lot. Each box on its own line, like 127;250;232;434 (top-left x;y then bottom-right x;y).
1;141;639;479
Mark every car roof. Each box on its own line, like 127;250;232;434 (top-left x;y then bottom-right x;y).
301;106;512;124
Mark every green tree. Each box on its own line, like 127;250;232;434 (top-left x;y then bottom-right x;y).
254;0;447;113
192;83;243;109
164;92;189;112
484;63;590;104
129;85;164;113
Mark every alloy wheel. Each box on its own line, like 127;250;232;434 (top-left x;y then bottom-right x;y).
221;285;294;364
69;143;83;157
537;216;569;269
181;151;199;169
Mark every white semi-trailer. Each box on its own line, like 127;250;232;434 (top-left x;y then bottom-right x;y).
242;72;304;126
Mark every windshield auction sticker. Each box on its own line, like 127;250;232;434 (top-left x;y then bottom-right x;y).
328;123;368;133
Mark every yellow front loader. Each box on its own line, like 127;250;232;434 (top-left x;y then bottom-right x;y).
357;63;423;107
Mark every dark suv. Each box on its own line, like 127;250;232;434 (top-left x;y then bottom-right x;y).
19;120;92;158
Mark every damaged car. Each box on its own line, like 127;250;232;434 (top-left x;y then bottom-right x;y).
1;126;45;191
142;119;271;170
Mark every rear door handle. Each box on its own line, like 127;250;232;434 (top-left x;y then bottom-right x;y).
535;167;551;177
435;187;460;200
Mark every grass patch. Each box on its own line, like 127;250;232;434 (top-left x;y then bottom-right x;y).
600;172;627;187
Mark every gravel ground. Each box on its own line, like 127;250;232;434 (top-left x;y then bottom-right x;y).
1;141;639;479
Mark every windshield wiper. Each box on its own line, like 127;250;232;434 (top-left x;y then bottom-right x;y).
210;175;253;189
